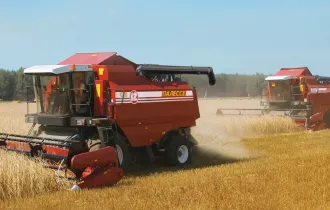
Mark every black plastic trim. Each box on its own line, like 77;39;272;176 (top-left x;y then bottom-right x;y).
37;115;70;126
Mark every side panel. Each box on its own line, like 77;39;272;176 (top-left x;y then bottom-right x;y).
91;64;201;147
305;92;330;130
308;92;330;112
114;89;199;147
100;55;137;66
120;123;172;146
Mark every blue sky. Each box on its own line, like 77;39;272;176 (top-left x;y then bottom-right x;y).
0;0;329;75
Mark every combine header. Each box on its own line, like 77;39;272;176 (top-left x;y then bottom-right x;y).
217;67;330;130
0;52;216;190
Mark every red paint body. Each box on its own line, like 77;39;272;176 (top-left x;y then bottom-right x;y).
4;141;69;156
273;67;313;77
71;146;119;169
78;165;123;189
59;53;200;147
71;146;123;189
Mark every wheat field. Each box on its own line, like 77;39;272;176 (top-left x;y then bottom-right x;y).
0;150;63;200
1;99;330;209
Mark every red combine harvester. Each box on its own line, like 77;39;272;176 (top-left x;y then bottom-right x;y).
263;67;330;130
217;67;330;131
0;52;216;191
260;67;314;116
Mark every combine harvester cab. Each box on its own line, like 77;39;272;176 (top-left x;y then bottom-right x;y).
0;52;216;190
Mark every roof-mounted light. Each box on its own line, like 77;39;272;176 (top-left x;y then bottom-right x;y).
70;64;76;71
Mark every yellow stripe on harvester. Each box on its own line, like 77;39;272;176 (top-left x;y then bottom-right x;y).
99;68;104;76
96;84;101;97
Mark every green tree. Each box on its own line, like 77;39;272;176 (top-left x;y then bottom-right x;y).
14;67;34;101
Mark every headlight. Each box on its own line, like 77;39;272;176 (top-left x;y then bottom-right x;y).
25;116;36;123
76;119;86;126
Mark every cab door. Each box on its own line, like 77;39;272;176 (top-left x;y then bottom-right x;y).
269;80;291;102
71;71;95;116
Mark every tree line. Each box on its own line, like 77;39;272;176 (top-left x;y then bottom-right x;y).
0;67;269;101
0;67;34;101
183;72;268;98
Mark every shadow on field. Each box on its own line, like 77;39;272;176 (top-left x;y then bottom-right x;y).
123;144;259;178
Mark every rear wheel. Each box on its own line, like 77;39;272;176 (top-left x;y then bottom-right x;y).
165;133;192;166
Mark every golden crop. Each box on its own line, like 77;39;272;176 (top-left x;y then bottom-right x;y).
0;99;329;210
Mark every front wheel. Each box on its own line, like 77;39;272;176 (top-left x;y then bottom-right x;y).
114;134;132;169
88;133;132;169
165;134;192;166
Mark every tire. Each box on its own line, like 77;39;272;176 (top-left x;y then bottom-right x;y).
165;134;192;167
87;134;132;169
324;111;330;128
114;133;132;169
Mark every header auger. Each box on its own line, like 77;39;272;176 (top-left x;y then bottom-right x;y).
0;52;215;190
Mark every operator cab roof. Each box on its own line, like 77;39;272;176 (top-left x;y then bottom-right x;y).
265;67;312;81
24;52;138;75
58;52;137;66
275;67;312;76
265;75;298;81
58;52;117;65
23;64;92;75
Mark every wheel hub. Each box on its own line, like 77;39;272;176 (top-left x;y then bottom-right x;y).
177;145;189;163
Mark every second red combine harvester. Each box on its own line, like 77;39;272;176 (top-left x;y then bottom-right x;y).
216;67;330;131
0;52;216;191
263;67;330;131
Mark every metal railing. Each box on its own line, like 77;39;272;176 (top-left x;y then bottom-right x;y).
68;86;93;117
105;87;126;118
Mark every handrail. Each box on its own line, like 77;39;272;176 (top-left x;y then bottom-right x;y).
68;86;92;116
107;87;126;105
104;87;127;118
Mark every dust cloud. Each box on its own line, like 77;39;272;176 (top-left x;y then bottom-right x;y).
190;99;261;166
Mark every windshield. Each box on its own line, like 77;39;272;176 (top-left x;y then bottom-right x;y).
34;72;94;116
268;80;291;101
35;74;71;115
